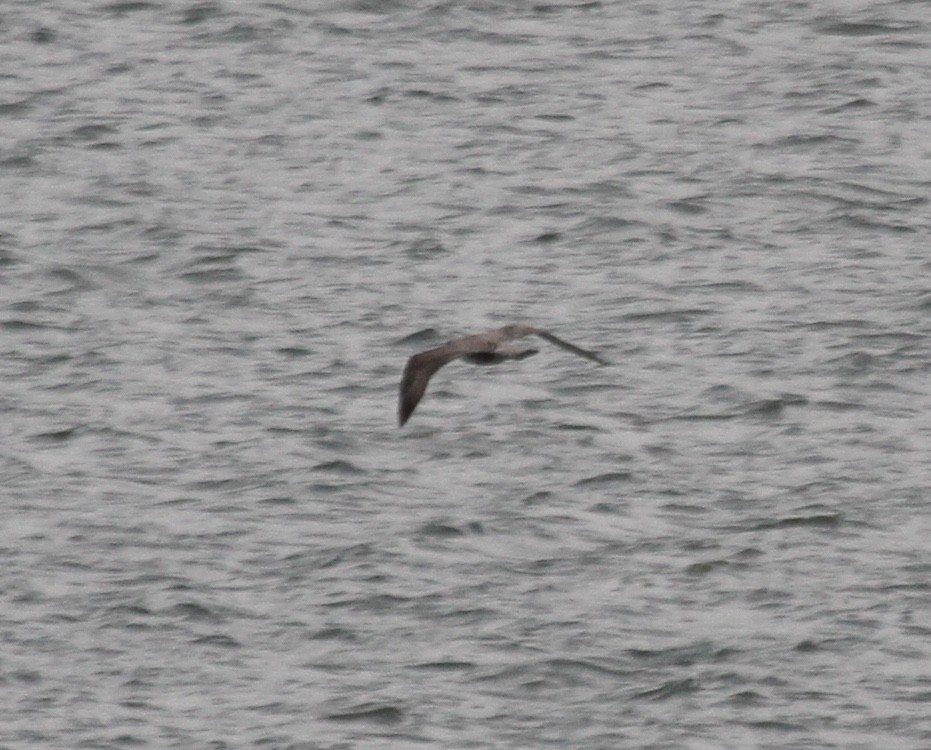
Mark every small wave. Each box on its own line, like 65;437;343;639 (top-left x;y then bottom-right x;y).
815;399;865;411
395;327;441;345
665;198;707;215
746;719;805;733
171;601;222;622
726;689;766;706
324;703;404;725
750;513;843;532
191;633;240;648
31;426;80;442
416;521;464;538
308;626;357;641
101;2;159;16
685;558;741;576
814;19;910;36
623;307;712;323
626;641;730;667
3;318;65;332
633;677;701;701
71;123;118;142
313;459;364;475
404;238;448;259
574;471;633;486
410;660;475;672
762;133;859;150
821;97;876;113
742;398;788;417
475;656;630;688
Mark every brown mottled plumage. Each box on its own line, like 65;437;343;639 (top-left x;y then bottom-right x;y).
398;324;607;426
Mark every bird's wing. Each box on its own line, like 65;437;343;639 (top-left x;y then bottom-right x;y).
535;330;609;365
398;344;470;426
493;324;541;343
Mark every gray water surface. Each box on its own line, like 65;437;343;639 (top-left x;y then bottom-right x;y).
2;1;930;748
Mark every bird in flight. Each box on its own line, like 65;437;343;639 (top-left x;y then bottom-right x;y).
398;324;607;426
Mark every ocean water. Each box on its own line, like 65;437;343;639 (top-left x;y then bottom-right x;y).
1;1;930;748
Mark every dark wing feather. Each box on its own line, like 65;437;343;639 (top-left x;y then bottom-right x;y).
398;346;463;426
535;330;609;365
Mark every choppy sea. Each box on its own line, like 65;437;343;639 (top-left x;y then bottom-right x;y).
2;1;930;748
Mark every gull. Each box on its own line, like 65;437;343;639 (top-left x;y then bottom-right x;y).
398;324;608;426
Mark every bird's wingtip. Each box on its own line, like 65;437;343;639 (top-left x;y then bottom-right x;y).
398;399;415;427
